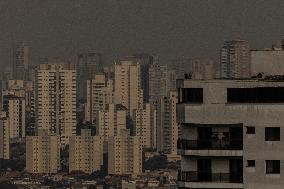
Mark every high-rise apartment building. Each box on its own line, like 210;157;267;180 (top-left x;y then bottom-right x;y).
77;52;103;101
0;113;10;159
35;64;76;145
108;129;142;175
133;103;153;149
3;80;35;135
220;40;250;78
156;91;179;156
69;129;104;174
114;60;143;117
13;42;30;80
96;104;127;141
177;78;284;189
26;129;60;174
85;74;114;124
149;64;168;101
129;54;158;103
2;95;25;139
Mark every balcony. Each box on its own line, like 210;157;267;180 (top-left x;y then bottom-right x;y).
178;170;243;183
178;170;243;188
178;139;243;157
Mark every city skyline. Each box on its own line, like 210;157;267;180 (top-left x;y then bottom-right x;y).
1;0;284;66
3;1;284;188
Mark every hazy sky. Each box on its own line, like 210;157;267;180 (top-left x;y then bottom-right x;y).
1;0;284;67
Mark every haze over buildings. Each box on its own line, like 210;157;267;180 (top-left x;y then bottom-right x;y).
2;1;284;189
1;1;284;67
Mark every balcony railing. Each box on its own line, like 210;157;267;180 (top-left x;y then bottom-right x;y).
178;170;243;183
177;139;243;150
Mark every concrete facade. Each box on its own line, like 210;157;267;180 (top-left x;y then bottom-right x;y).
2;95;25;139
36;64;76;145
134;103;152;149
177;79;284;189
0;113;10;159
96;104;127;141
85;74;114;124
251;49;284;76
69;129;104;174
108;129;142;175
156;91;179;155
26;129;60;174
114;60;143;117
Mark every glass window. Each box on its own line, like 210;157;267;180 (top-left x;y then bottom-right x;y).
265;127;280;141
246;126;255;134
246;160;255;167
266;160;280;174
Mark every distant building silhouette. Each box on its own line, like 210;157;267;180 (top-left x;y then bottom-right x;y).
220;40;250;78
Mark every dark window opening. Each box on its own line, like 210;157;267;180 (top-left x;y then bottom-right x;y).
181;88;203;103
227;87;284;103
246;126;255;134
266;160;280;174
265;127;280;141
246;160;255;167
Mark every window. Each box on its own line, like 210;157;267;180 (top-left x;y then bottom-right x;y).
227;87;284;103
265;127;280;141
247;160;255;167
266;160;280;174
246;127;255;134
181;88;203;103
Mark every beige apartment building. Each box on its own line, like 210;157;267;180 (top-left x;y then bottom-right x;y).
0;113;10;159
114;60;143;117
2;95;25;139
156;91;179;156
96;104;127;141
69;129;104;174
36;64;76;145
3;80;35;135
108;129;142;175
85;74;114;124
134;103;154;149
26;129;60;174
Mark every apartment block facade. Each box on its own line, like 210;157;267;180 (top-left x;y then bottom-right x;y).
177;78;284;189
114;60;143;117
96;104;127;141
156;91;179;156
85;74;114;124
133;103;152;149
36;64;76;145
2;95;25;139
26;130;60;174
108;129;142;175
69;129;104;174
0;113;10;159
